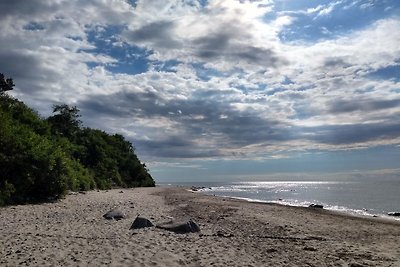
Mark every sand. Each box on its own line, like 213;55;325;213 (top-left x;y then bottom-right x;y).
0;187;399;267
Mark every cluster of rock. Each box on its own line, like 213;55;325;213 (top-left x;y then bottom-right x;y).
103;209;126;220
190;186;211;192
103;209;200;234
308;204;324;209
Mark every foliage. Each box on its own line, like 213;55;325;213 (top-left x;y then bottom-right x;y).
0;74;154;206
47;104;82;138
74;129;155;189
0;106;69;203
0;73;14;94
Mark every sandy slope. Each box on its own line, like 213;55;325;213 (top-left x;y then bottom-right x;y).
0;187;399;267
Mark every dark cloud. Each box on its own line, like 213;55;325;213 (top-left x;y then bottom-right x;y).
124;21;181;49
0;0;57;20
207;115;293;146
134;137;222;159
78;81;400;158
324;58;352;68
305;122;400;145
194;29;283;67
0;50;63;98
328;98;400;114
234;46;281;67
78;89;295;158
123;19;286;69
195;32;231;59
0;51;42;81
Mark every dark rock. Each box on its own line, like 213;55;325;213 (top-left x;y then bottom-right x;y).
130;216;154;230
388;212;400;217
157;219;200;234
103;209;126;220
349;263;364;267
191;186;206;192
309;204;324;209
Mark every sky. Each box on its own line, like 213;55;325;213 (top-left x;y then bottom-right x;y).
1;0;400;182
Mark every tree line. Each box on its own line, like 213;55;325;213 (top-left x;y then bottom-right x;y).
0;74;155;206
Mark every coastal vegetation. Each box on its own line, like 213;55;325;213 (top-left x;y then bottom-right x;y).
0;74;154;206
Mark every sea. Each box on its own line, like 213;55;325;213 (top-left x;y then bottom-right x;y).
159;173;400;220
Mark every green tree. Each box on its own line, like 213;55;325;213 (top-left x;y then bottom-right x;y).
0;73;14;94
0;76;154;206
47;104;82;138
0;108;69;204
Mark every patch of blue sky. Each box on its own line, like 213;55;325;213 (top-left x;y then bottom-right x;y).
257;83;268;90
86;25;150;75
282;76;294;85
264;87;285;96
23;22;45;31
368;65;400;82
277;0;399;43
288;106;315;120
354;86;375;94
151;60;181;73
229;83;267;95
126;0;137;8
198;0;208;7
231;84;251;95
67;36;83;41
86;62;99;69
273;0;333;13
192;63;225;81
106;56;148;75
296;84;315;92
250;78;292;96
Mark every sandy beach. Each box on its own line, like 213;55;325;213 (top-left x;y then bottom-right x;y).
0;187;399;267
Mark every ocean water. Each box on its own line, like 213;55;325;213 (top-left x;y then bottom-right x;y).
160;176;400;220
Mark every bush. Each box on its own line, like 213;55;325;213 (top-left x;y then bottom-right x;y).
0;86;155;206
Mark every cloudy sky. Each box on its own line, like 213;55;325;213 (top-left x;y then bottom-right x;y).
2;0;400;182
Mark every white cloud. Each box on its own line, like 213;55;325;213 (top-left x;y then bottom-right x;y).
123;0;281;72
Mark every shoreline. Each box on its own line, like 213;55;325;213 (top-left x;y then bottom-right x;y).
1;187;400;266
176;181;400;223
194;190;400;225
182;187;400;227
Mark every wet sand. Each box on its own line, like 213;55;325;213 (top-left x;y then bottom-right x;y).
0;187;399;266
